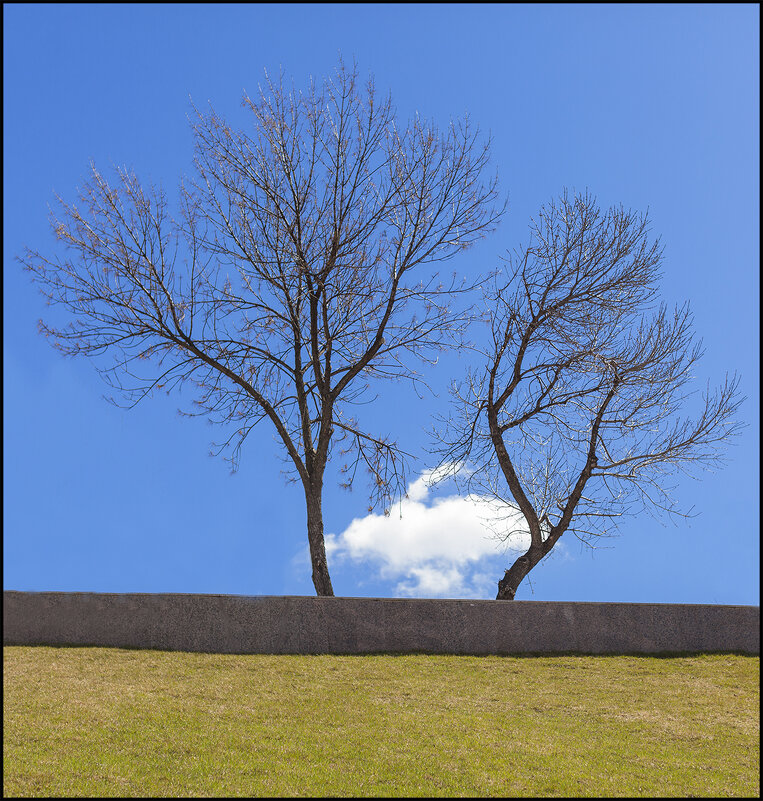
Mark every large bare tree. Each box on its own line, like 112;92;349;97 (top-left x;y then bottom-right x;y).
437;191;743;600
21;62;502;596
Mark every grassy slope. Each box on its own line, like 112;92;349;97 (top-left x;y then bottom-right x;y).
3;647;759;797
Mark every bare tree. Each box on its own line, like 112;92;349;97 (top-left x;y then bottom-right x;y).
437;190;743;600
21;61;503;596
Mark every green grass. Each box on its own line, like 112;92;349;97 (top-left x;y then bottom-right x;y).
3;647;759;797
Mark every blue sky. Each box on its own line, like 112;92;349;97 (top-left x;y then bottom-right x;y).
3;4;759;603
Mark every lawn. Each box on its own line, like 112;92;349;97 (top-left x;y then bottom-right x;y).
3;647;759;797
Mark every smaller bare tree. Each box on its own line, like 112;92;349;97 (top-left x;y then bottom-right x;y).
436;190;744;600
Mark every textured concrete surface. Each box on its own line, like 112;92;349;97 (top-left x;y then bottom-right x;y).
3;592;759;655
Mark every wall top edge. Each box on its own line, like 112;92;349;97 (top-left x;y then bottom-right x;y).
2;590;759;611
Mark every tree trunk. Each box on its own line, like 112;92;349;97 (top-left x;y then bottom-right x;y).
305;489;334;597
496;548;543;600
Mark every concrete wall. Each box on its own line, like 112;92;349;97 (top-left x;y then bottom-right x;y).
3;592;759;655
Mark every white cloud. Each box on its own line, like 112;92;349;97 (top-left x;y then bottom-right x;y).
325;465;530;598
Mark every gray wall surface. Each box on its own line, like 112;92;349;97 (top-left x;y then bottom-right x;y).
3;592;759;655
